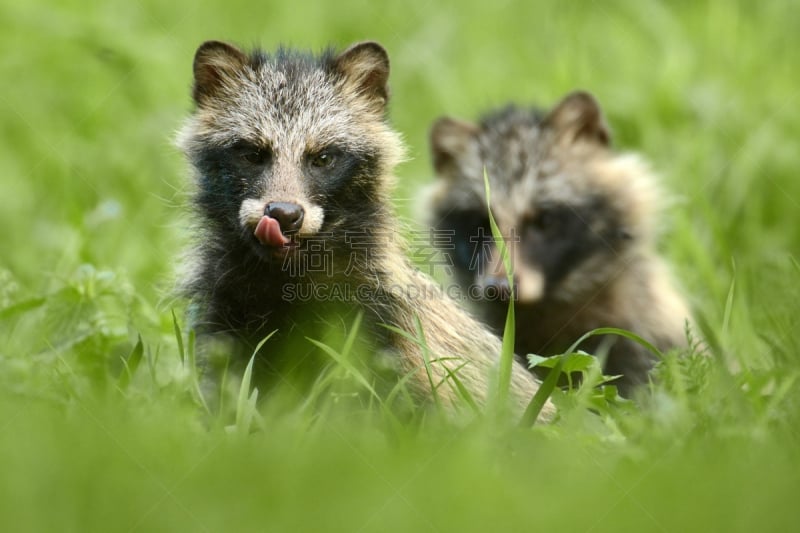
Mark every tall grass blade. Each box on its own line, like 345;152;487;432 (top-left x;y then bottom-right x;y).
484;167;516;411
561;327;664;361
413;314;443;412
520;356;564;427
306;312;381;404
233;331;276;436
117;335;144;390
171;309;185;365
521;327;663;425
380;322;471;412
442;362;480;414
186;328;209;413
722;262;736;338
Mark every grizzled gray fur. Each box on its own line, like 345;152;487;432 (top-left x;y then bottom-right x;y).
177;40;554;418
427;91;690;396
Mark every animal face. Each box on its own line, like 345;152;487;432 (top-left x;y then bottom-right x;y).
429;92;655;305
178;41;404;265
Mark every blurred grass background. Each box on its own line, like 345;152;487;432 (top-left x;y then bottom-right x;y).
1;0;799;531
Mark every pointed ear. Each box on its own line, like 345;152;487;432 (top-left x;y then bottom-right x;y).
430;117;480;176
333;41;390;112
192;40;247;106
543;91;610;146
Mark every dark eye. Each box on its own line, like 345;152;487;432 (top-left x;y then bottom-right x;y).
243;149;270;165
233;140;271;165
531;209;558;232
310;151;336;168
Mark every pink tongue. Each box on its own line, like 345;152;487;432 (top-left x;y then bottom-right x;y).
254;216;289;246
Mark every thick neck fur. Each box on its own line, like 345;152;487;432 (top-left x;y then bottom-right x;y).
186;191;546;412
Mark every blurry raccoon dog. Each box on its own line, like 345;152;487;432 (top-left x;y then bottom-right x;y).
427;91;691;396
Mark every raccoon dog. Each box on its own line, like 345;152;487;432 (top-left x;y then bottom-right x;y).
428;91;690;396
177;40;552;417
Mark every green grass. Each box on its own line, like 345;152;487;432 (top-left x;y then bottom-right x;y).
2;0;800;530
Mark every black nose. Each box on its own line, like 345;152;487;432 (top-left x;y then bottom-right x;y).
482;275;514;301
265;202;305;234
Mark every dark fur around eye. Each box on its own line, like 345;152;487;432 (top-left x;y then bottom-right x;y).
309;151;336;168
304;146;373;195
435;209;491;273
532;210;553;231
527;206;566;235
232;140;273;166
244;150;268;164
522;200;624;289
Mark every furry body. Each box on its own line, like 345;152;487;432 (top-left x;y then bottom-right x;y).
177;40;551;417
428;92;690;395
